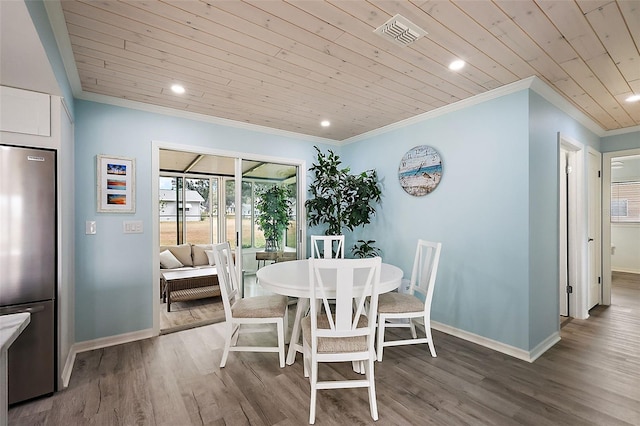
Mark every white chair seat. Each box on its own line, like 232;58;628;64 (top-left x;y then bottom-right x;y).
302;315;368;353
378;292;424;313
233;295;287;318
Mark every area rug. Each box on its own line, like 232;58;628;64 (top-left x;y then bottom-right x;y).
160;296;225;335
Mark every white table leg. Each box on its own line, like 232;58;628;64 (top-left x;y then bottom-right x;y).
286;297;308;365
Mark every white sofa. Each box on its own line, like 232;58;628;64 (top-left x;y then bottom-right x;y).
159;243;220;311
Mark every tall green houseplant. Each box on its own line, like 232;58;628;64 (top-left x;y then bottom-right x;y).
306;147;382;257
256;184;293;252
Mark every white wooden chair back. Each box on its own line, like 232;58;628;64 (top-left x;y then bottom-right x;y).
311;235;345;259
408;240;442;313
308;257;381;346
212;242;239;317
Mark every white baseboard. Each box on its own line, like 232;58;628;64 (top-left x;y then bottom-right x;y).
61;351;76;388
62;328;155;387
612;268;640;274
528;331;561;362
431;321;560;363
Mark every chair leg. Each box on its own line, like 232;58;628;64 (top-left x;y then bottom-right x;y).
309;361;318;424
220;323;233;368
409;318;418;339
376;315;385;362
277;319;285;368
365;358;378;421
425;315;437;357
302;335;310;378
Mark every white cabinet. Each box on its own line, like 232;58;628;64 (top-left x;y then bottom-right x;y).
0;86;51;136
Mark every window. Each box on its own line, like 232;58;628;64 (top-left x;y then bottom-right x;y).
611;181;640;222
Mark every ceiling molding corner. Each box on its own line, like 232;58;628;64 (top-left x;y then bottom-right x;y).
44;0;82;98
528;77;605;137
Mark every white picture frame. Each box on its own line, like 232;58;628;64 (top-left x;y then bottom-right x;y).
97;154;135;213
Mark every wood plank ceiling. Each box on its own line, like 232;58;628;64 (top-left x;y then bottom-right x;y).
59;0;640;141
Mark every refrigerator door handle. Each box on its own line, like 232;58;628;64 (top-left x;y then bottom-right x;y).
0;305;45;315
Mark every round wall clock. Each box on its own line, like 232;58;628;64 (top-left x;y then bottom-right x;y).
398;145;443;197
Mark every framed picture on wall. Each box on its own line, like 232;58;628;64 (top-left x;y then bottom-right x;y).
97;154;136;213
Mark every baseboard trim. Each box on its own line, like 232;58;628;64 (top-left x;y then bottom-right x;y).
61;351;76;388
431;321;559;363
529;331;561;362
63;328;155;386
612;268;640;275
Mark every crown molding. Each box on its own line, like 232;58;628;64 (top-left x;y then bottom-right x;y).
602;125;640;137
76;91;339;146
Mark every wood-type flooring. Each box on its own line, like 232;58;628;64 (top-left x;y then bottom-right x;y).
9;272;640;425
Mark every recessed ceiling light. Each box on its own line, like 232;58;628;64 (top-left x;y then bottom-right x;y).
171;84;185;94
625;94;640;102
449;60;465;71
320;120;331;127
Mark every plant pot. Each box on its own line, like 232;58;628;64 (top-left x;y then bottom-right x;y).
265;239;279;252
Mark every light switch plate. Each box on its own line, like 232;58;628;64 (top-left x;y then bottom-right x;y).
123;220;143;234
85;221;96;235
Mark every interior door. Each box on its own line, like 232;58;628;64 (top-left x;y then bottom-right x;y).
587;149;602;310
559;148;569;317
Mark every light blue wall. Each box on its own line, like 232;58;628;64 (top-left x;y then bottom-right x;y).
527;92;600;348
74;100;333;341
601;131;640;152
343;91;532;349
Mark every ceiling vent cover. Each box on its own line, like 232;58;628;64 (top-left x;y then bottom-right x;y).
374;14;427;47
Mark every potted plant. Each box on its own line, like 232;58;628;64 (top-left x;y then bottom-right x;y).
306;147;382;257
256;184;293;252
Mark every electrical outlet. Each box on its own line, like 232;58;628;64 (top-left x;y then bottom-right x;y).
123;220;143;234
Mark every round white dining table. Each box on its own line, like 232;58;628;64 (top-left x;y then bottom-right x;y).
256;259;403;365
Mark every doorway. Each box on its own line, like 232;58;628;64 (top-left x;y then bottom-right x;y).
152;144;306;335
602;149;640;306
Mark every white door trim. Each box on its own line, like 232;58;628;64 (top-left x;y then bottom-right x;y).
559;134;588;319
587;147;602;309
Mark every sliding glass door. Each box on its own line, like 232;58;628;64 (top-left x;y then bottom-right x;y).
238;159;300;274
159;148;304;274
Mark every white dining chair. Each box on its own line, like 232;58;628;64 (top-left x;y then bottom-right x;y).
302;256;382;424
376;239;442;361
212;242;288;368
310;235;345;259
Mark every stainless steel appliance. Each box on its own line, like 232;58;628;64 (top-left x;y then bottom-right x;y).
0;145;56;404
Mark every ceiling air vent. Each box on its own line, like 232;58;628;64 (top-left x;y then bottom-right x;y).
374;14;427;47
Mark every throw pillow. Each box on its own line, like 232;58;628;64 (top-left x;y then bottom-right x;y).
192;244;213;266
204;249;216;266
160;249;183;269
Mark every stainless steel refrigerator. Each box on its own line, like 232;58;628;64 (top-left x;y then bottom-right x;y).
0;144;56;405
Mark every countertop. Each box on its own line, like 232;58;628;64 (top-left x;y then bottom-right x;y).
0;313;30;353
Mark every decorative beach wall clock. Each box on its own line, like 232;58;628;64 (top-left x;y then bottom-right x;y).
398;145;443;197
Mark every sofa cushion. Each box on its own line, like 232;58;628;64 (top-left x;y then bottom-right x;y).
192;244;214;266
160;249;184;269
160;243;193;267
204;249;216;266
